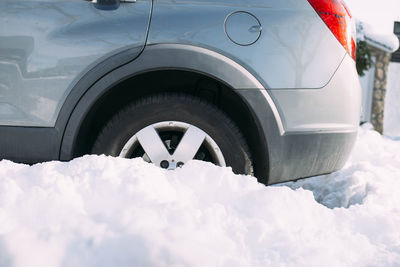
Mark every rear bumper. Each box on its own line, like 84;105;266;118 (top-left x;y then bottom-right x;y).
268;54;361;134
238;54;361;184
267;131;357;184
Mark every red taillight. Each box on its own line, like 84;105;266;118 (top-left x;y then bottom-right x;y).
308;0;357;61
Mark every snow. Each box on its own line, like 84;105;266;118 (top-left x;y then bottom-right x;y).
356;20;399;53
0;124;400;266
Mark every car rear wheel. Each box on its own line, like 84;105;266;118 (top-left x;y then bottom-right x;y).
92;94;253;175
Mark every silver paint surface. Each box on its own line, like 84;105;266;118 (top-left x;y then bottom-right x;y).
269;54;362;133
147;0;346;90
0;0;359;134
0;0;151;126
224;11;261;46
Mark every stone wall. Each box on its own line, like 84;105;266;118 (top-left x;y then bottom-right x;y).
370;48;391;134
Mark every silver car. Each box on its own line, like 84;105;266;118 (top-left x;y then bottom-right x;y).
0;0;361;184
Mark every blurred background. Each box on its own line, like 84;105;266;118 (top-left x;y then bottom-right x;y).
346;0;400;137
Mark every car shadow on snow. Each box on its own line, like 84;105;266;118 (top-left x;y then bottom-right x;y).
277;162;374;209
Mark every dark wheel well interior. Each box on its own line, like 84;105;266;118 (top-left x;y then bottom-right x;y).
73;69;268;181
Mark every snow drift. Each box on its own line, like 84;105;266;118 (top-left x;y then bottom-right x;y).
0;124;399;267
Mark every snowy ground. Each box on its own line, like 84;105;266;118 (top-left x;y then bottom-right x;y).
0;124;399;267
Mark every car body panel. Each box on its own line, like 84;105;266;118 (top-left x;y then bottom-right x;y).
148;0;346;90
146;0;359;134
237;55;361;184
269;55;362;133
0;0;152;127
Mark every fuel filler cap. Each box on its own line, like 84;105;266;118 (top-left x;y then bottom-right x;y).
224;11;262;46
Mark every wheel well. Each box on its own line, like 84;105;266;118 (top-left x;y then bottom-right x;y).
73;69;269;181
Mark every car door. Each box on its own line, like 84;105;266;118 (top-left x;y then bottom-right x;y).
0;0;152;127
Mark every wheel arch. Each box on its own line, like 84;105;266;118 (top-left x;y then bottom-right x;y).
57;44;274;182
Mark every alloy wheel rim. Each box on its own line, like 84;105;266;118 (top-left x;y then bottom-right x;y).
119;121;226;169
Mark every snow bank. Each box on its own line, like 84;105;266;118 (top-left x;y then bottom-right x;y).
1;125;400;267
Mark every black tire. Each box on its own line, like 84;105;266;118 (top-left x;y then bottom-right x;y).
92;94;253;175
